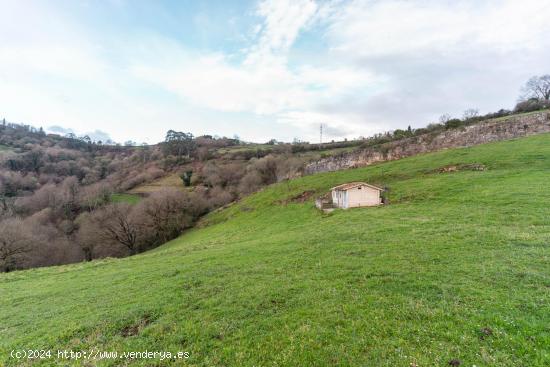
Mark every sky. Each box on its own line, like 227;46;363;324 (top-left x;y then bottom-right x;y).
1;0;549;144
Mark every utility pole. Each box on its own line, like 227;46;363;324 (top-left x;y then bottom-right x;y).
320;123;323;145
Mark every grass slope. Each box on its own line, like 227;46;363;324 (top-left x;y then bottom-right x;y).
128;174;186;195
111;193;142;205
1;135;550;366
0;144;13;156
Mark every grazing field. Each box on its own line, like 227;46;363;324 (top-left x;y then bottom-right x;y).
217;143;359;156
0;144;12;155
1;134;549;366
128;174;186;195
111;193;142;205
216;143;275;154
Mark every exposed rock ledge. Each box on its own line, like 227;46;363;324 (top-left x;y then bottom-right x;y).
305;111;550;174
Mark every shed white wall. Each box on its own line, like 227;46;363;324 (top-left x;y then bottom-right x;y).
331;185;381;208
347;186;381;207
331;189;348;208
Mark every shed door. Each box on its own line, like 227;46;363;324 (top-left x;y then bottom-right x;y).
344;191;348;208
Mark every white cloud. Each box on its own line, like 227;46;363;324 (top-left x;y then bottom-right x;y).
132;0;550;141
46;126;113;143
131;0;324;114
327;0;550;57
0;2;108;82
130;0;377;140
320;0;550;129
133;53;306;115
246;0;318;63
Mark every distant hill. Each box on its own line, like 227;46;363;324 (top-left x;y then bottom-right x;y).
2;133;549;366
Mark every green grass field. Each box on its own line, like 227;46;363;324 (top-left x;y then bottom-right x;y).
217;143;275;154
111;193;142;205
128;174;187;195
1;134;549;366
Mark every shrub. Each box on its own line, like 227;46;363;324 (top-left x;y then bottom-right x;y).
207;186;235;209
134;189;208;249
514;98;550;113
0;218;33;272
445;119;464;129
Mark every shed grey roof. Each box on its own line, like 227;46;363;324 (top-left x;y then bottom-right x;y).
330;182;383;192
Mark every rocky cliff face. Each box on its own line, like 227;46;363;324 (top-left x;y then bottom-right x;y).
305;111;550;174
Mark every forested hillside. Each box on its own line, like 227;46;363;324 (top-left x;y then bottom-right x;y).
0;121;354;271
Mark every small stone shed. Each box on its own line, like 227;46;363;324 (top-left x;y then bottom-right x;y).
330;182;383;209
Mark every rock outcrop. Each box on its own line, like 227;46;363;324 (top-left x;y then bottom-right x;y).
305;111;550;174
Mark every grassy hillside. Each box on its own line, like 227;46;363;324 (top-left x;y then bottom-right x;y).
111;193;142;205
0;144;12;155
1;134;549;366
128;174;187;195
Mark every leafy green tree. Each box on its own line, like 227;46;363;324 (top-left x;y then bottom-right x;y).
163;130;196;157
180;170;193;187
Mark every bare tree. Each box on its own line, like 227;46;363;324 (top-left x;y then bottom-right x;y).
276;156;305;181
78;182;112;211
439;114;452;124
0;218;32;272
249;155;278;185
521;75;550;101
75;212;99;261
238;170;263;195
92;203;140;255
0;194;15;219
135;189;200;245
207;186;234;208
462;108;480;120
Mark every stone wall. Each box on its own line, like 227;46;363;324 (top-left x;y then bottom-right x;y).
305;111;550;174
